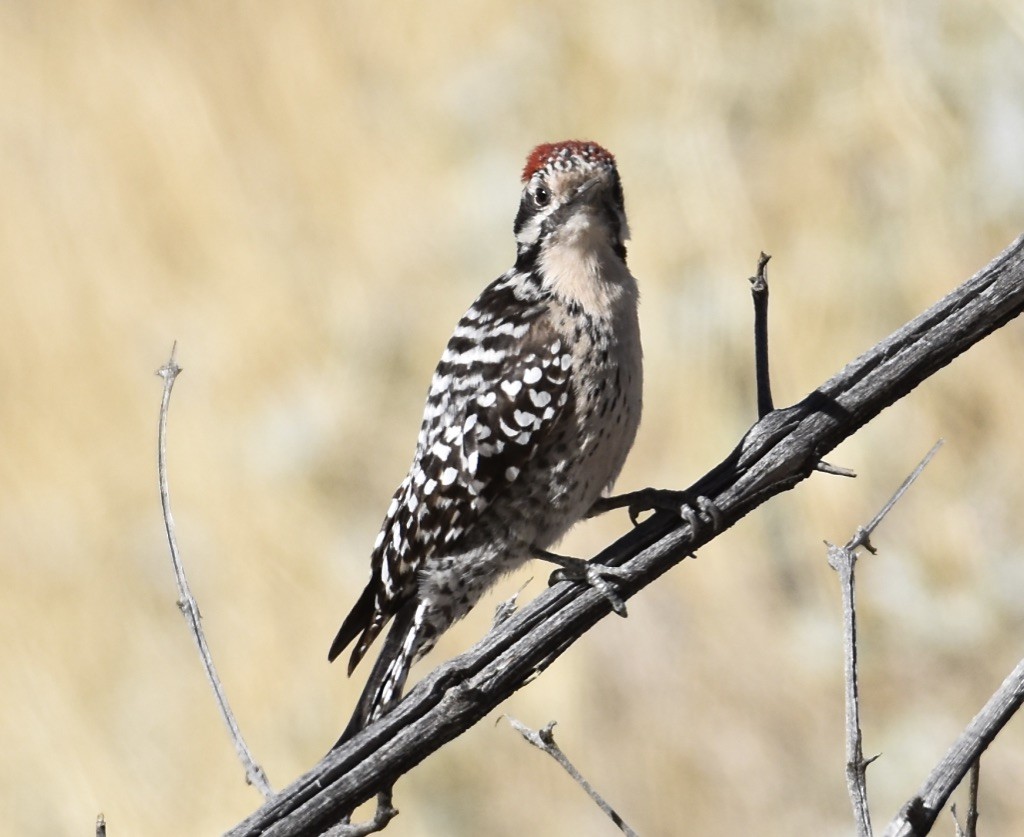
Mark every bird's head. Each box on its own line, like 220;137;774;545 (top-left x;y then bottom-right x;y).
514;141;629;262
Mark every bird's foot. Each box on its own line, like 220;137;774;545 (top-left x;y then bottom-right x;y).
536;549;629;617
591;488;722;533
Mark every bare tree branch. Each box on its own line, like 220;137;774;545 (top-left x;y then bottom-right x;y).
826;441;944;836
227;234;1024;836
156;344;273;798
505;717;637;837
884;660;1022;836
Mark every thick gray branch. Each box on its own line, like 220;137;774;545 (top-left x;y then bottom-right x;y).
228;234;1024;837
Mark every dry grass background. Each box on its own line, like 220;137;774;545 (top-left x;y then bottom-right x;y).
2;2;1024;835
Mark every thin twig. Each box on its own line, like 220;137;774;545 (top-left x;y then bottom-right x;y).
747;253;852;479
156;343;273;798
815;460;857;478
826;440;944;836
952;804;965;837
855;441;944;551
826;538;876;837
749;251;773;418
966;759;980;837
953;759;981;837
492;577;533;630
505;717;638;837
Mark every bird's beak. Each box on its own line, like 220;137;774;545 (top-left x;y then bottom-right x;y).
566;172;623;235
570;175;602;204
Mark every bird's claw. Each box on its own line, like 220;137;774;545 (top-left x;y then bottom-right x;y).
625;489;722;535
549;563;629;617
539;550;629;617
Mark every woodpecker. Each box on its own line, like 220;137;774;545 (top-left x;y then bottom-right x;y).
329;140;643;744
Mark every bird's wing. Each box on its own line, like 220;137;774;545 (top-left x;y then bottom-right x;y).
331;275;574;671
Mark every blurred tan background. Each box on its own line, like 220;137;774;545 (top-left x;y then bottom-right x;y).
2;2;1023;834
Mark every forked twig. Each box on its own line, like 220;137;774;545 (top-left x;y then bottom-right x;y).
505;717;637;836
826;440;944;836
156;343;272;797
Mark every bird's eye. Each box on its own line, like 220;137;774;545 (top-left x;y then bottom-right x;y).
533;184;551;207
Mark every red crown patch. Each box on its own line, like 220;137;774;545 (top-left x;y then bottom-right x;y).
522;141;616;182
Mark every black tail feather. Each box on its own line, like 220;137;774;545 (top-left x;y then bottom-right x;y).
328;582;376;669
333;598;424;749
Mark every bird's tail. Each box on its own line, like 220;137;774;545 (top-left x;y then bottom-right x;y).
334;598;426;748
